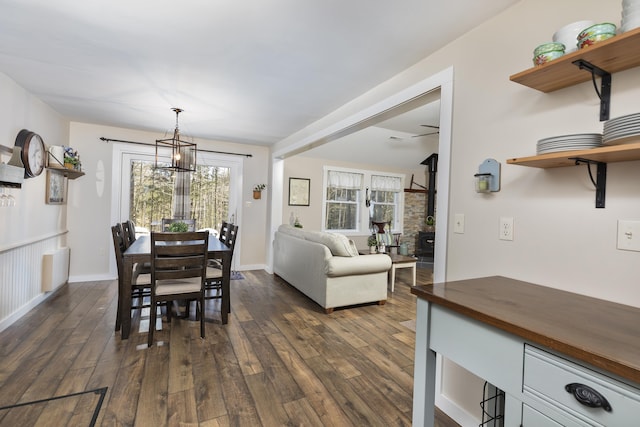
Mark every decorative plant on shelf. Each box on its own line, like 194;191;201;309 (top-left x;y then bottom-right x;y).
253;184;266;199
367;235;378;253
63;146;80;170
425;215;435;232
168;221;189;232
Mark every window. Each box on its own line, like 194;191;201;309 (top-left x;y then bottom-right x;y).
324;170;363;232
370;174;402;231
117;147;242;235
128;160;230;232
323;167;404;234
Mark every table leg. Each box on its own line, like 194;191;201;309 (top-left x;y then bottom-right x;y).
411;263;416;287
221;252;231;324
390;265;396;292
121;257;134;339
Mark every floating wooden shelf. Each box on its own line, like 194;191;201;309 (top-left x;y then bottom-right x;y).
46;167;85;180
510;27;640;93
507;140;640;168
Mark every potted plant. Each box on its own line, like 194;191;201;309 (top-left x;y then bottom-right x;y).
425;215;435;232
64;155;78;170
253;184;266;199
167;221;189;232
367;235;378;254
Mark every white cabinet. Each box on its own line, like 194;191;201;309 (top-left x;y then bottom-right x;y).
523;345;640;426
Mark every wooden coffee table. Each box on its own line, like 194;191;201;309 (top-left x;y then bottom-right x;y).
359;250;417;292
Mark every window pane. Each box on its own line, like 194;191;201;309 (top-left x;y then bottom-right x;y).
325;202;358;230
371;190;398;229
325;184;360;230
129;160;230;232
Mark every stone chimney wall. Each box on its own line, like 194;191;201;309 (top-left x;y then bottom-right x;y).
402;190;427;255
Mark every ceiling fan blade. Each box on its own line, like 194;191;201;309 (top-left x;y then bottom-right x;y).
412;131;439;137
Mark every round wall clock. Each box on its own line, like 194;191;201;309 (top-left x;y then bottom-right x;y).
15;129;46;178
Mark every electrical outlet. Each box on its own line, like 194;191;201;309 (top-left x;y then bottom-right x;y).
499;217;514;241
454;213;465;234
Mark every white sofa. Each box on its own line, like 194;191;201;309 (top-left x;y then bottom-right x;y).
273;224;391;313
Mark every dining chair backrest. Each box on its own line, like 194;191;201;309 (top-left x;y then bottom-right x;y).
224;223;239;255
111;224;127;277
161;218;196;232
218;221;238;253
151;231;209;284
121;220;136;249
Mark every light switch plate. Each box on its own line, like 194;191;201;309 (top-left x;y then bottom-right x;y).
617;220;640;252
454;214;465;234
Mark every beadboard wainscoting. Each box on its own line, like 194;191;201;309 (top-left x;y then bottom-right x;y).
0;232;67;332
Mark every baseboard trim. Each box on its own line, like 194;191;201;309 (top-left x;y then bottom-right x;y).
436;393;480;427
0;290;56;333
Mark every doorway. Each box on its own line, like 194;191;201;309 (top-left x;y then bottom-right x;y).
270;67;453;284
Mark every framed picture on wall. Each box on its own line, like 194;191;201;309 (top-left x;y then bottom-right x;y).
288;177;310;206
46;169;67;205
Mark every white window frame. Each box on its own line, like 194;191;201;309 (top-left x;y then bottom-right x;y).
321;165;404;236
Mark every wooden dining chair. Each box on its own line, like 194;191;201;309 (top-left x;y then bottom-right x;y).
205;223;238;301
184;222;237;320
148;231;209;347
111;224;151;332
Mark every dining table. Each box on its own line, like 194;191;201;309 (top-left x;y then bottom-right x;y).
119;234;232;339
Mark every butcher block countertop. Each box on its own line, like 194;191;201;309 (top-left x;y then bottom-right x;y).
411;276;640;384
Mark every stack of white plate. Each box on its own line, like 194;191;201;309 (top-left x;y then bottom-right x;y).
621;0;640;32
603;112;640;144
536;133;602;154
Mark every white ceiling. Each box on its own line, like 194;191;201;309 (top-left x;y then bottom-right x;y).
0;0;517;153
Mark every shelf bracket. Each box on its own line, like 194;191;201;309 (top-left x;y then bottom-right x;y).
569;157;607;208
572;59;611;121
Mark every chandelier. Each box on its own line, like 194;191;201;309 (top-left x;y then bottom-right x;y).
155;108;197;172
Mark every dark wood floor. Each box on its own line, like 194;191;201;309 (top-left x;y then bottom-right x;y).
0;266;460;427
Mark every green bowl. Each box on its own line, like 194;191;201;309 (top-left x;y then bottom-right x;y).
577;23;617;40
577;33;616;49
533;50;565;66
533;42;565;56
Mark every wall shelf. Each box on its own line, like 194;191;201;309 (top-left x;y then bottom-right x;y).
509;28;640;208
46;167;85;180
507;140;640;168
510;27;640;93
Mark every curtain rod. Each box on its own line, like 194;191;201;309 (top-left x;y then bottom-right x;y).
98;137;253;158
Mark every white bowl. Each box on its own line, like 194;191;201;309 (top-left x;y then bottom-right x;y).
623;6;640;16
622;9;640;18
553;20;595;53
621;20;640;32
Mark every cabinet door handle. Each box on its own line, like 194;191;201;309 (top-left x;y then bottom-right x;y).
565;383;612;412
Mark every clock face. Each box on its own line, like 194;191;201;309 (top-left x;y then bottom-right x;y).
15;129;46;178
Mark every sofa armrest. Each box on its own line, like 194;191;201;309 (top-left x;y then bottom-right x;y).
325;254;391;277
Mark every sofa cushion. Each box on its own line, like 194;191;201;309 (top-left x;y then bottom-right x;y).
304;230;357;257
278;224;358;257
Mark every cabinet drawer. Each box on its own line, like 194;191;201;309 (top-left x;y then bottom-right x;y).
522;404;563;427
524;345;640;426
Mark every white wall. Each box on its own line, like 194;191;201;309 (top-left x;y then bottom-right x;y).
67;122;271;281
0;71;69;329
